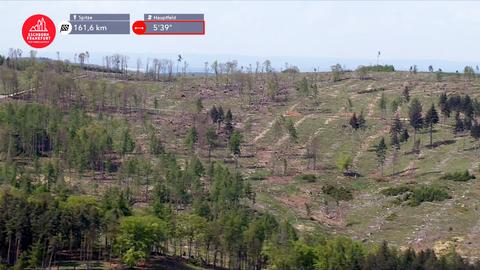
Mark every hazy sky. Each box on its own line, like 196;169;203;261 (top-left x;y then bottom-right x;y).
1;1;480;70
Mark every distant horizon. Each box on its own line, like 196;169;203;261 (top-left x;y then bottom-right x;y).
14;50;480;73
2;1;480;72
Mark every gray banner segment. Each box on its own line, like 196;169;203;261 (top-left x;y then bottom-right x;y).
70;14;130;21
70;21;130;34
144;14;204;21
144;21;203;34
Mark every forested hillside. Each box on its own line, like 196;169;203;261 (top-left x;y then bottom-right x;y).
1;50;480;269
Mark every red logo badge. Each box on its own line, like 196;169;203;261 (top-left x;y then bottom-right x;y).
22;14;56;48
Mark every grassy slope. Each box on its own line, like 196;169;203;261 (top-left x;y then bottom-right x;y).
30;70;480;259
232;72;480;259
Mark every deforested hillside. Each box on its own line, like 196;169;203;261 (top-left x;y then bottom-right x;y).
1;55;480;268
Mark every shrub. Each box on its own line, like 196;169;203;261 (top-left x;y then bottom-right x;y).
409;186;451;206
336;155;353;173
282;66;300;73
440;170;475;182
296;174;317;183
381;185;450;206
364;65;395;72
322;184;353;202
381;186;412;196
357;87;385;94
249;170;270;181
385;213;398;221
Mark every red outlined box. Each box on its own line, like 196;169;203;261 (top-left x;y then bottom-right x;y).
134;20;205;35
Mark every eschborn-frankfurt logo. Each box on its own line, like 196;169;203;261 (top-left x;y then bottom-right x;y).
22;14;56;48
59;20;72;35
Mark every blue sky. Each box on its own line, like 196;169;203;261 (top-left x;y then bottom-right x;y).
1;1;480;71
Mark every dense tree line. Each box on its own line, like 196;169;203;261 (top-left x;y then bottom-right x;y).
437;92;480;149
438;93;480;125
0;103;138;174
0;53;152;115
265;237;480;270
2;149;479;269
